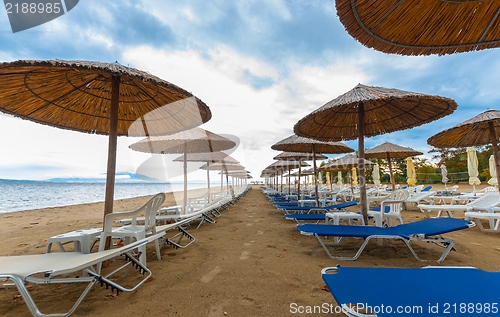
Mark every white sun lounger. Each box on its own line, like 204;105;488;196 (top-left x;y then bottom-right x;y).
417;192;500;218
465;206;500;233
0;230;167;317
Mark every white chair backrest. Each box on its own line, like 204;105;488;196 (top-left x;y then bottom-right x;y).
141;193;166;233
470;192;500;207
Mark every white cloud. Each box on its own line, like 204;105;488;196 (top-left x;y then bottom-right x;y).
121;45;370;178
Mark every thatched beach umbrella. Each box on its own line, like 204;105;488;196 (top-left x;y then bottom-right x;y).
428;110;500;193
320;154;373;190
335;0;500;56
129;128;236;213
267;160;310;194
0;60;211;220
271;134;354;204
365;141;423;190
200;162;245;192
273;151;327;197
294;83;457;222
173;152;239;193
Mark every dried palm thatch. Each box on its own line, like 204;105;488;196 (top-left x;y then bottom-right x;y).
365;141;422;190
173;152;239;163
0;60;211;136
294;83;456;222
273;151;327;161
365;141;423;159
319;154;373;172
294;84;457;142
272;134;353;201
200;163;245;171
428;109;500;147
129;127;236;154
267;160;310;170
129;128;235;212
428;109;500;193
0;59;212;219
271;134;354;154
336;0;500;56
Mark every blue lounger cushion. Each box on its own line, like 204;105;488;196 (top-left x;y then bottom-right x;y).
298;217;470;239
280;201;358;212
297;218;474;262
322;265;498;317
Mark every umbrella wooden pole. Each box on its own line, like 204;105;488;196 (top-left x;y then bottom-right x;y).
312;144;320;207
183;143;187;214
387;153;395;191
297;164;302;200
103;75;120;251
104;75;120;219
206;161;211;200
288;165;291;195
488;122;500;193
358;102;368;223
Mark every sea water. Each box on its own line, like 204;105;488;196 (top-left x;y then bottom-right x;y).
0;180;212;213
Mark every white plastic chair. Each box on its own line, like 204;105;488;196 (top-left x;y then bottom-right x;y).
368;189;409;227
99;193;166;265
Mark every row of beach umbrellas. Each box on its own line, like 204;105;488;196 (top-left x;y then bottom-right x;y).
0;60;251;247
265;0;500;222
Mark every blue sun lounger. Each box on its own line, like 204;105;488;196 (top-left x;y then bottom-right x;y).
284;201;359;223
280;201;358;214
322;265;499;317
297;218;474;262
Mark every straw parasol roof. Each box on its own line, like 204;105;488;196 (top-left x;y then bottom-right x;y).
294;84;457;142
271;134;354;153
428;110;500;148
365;142;423;159
428;109;500;193
273;151;327;161
272;134;354;202
319;154;373;172
129;128;235;154
0;59;212;221
294;83;457;222
0;60;211;136
200;162;245;171
266;160;310;170
173;152;239;163
365;141;423;190
335;0;500;56
172;152;239;192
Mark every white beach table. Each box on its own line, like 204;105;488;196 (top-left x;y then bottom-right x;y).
325;211;365;243
47;228;103;254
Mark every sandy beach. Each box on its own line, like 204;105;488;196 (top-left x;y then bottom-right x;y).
1;183;499;316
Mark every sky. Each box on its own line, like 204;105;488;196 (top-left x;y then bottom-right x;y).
0;0;499;182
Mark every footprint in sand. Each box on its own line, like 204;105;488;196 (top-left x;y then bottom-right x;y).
246;223;253;227
256;230;264;235
201;266;221;283
240;250;250;260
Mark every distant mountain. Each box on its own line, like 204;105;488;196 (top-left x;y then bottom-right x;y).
0;172;167;183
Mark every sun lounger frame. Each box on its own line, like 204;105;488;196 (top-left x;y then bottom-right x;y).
298;218;474;263
0;238;153;317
